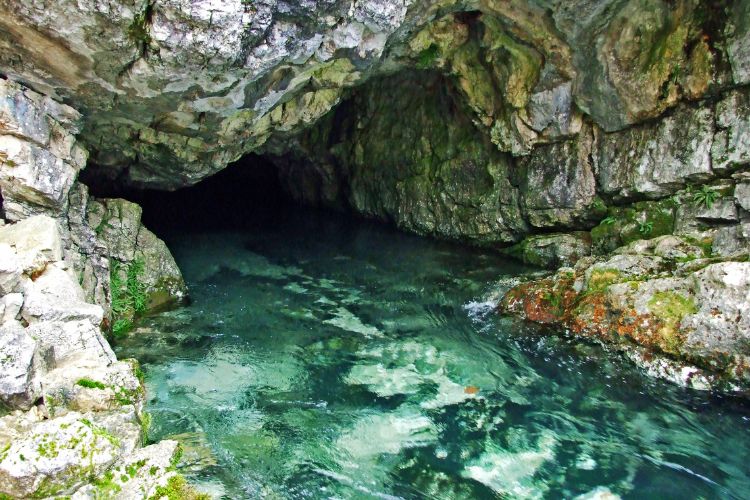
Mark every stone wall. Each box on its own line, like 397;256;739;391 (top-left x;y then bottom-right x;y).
0;78;194;498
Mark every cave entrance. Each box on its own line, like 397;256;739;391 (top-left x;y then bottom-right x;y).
126;153;290;234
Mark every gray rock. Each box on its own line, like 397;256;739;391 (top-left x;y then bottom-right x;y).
0;322;41;410
0;243;21;295
41;356;143;417
72;440;180;500
597;105;714;201
21;263;103;326
0;215;63;274
726;0;750;85
506;232;592;269
0;293;23;324
0;412;125;498
683;262;750;374
712;88;750;172
26;320;115;367
517;126;598;228
735;182;750;211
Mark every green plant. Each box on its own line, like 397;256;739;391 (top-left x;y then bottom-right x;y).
692;185;718;209
76;378;106;390
602;216;617;225
639;221;654;235
109;258;147;338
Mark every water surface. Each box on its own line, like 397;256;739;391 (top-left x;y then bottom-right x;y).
116;209;750;499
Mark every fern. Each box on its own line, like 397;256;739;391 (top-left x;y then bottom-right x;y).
692;185;718;209
109;258;148;337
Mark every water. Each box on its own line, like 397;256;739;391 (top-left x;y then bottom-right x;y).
115;209;750;499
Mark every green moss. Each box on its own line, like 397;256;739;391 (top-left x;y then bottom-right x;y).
93;470;123;496
76;378;107;390
586;268;624;293
416;44;440;69
648;291;698;354
148;475;210;500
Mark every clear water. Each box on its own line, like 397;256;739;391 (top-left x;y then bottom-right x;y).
115;209;750;499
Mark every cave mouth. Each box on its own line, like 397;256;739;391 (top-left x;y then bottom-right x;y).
115;153;293;234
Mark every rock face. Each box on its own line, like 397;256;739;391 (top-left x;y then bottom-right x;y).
0;0;742;191
0;77;194;498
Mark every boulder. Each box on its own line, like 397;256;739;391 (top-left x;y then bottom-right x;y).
21;263;103;325
71;440;180;500
0;215;63;274
0;412;123;498
41;357;143;417
0;322;41;410
26;320;115;367
505;232;592;269
0;243;21;294
0;293;23;323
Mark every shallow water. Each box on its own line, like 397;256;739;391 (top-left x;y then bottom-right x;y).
116;209;750;499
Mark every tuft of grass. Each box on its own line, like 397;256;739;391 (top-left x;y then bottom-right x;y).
76;378;106;390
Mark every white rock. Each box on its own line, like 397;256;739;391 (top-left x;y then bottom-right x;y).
0;412;122;498
0;243;21;294
72;440;179;500
0;215;63;274
42;356;143;417
27;319;115;367
21;263;103;325
0;322;41;410
0;293;23;324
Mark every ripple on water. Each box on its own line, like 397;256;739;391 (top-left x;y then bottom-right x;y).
116;214;750;499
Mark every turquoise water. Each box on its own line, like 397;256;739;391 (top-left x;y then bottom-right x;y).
115;210;750;499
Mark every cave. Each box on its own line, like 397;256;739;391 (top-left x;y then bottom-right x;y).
1;1;750;499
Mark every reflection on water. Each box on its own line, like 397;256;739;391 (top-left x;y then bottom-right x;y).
116;210;750;499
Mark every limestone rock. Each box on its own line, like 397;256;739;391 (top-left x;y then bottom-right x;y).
517;127;598;228
682;262;750;374
500;239;750;388
0;243;21;294
0;322;41;410
71;440;180;500
0;293;23;323
597;105;714;201
21;263;103;325
41;356;143;417
0;412;123;498
712;88;750;172
505;232;592;269
0;78;86;220
0;215;63;274
26;320;115;367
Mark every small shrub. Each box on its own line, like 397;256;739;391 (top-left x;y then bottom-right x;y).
692;185;718;209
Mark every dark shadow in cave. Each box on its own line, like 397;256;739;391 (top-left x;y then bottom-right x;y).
118;154;291;234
